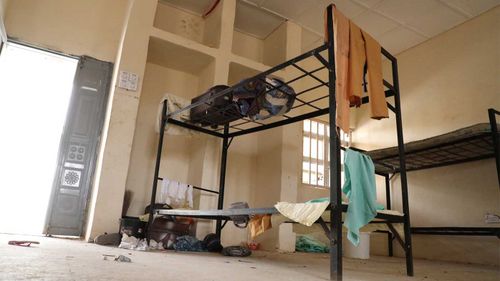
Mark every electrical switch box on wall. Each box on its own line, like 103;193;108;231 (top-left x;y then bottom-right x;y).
118;70;139;91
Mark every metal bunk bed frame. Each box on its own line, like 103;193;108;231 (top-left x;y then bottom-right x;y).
408;109;500;237
146;5;413;280
369;108;499;238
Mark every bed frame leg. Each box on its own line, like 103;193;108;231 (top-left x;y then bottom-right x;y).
385;175;394;257
147;100;168;244
326;5;342;281
216;124;229;238
387;233;394;257
488;108;500;187
391;56;414;276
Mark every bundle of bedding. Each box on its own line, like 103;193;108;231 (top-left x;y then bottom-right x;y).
189;77;296;128
156;93;200;135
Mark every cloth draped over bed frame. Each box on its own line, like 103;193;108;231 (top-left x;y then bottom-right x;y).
331;6;388;133
156;93;200;135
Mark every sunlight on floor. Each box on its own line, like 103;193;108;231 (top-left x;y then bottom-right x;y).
0;43;77;235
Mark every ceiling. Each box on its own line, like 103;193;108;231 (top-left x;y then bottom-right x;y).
234;1;285;39
243;0;500;54
159;0;287;40
159;0;213;15
160;0;500;54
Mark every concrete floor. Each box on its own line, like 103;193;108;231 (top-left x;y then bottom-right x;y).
0;234;498;281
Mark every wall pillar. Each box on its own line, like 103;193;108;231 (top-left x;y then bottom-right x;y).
85;0;157;241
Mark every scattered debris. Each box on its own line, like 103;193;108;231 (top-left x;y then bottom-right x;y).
118;234;162;251
114;255;132;262
94;233;121;246
103;254;114;261
290;265;307;268
237;259;253;263
135;239;148;251
8;240;40;247
247;241;259;250
118;234;139;250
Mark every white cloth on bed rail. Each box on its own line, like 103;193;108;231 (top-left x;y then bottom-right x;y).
158;178;193;208
274;201;330;227
156;93;199;135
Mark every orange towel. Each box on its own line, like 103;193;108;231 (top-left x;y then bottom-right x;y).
347;22;365;107
325;5;389;128
332;6;351;134
362;29;388;119
249;214;272;239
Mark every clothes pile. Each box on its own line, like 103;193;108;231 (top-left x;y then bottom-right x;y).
173;235;205;252
172;233;223;253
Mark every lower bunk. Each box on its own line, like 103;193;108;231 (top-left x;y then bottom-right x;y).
152;204;409;255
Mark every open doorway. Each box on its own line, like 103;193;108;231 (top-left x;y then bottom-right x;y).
0;42;78;235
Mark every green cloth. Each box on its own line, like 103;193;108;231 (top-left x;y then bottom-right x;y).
342;148;381;246
306;197;329;203
295;236;329;253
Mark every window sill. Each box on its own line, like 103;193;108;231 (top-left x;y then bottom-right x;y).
301;183;330;190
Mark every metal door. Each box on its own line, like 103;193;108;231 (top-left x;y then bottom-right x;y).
44;56;112;236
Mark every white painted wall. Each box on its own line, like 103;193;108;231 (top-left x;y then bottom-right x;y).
0;0;8;19
0;0;8;43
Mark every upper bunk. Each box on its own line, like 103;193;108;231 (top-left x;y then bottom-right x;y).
163;43;398;139
160;40;498;177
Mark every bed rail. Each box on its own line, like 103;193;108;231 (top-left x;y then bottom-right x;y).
411;227;500;237
488;108;500;186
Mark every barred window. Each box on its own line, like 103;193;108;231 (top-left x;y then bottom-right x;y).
302;119;350;188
